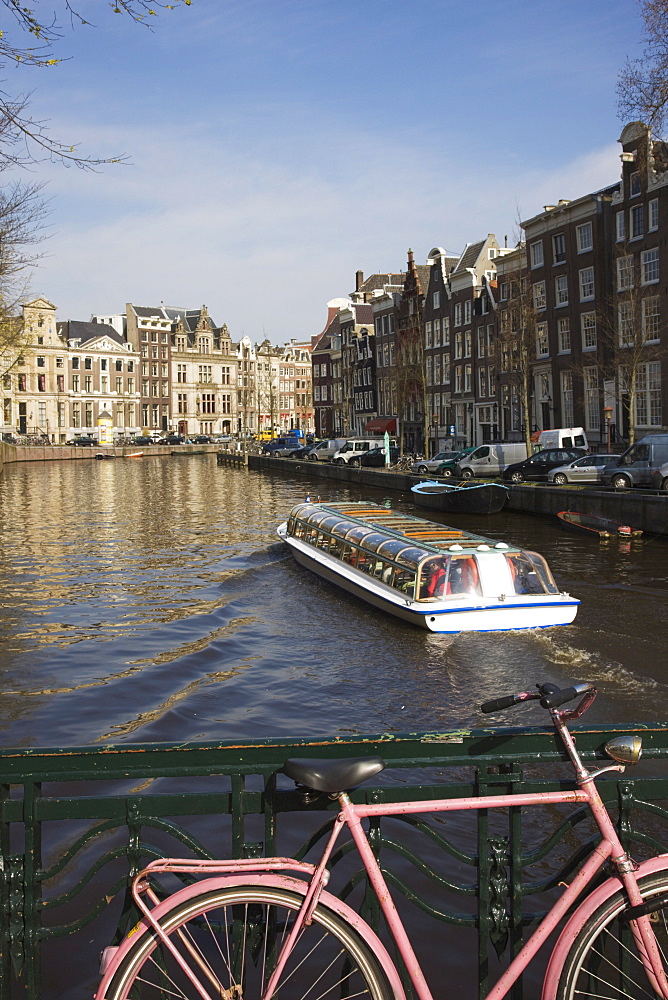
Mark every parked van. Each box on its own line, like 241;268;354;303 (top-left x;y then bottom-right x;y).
307;438;348;462
536;427;588;451
455;443;528;479
601;433;668;489
333;439;396;466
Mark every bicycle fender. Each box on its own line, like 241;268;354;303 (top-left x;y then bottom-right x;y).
96;872;406;1000
541;854;668;1000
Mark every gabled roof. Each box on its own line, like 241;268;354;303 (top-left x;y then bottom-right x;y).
452;240;486;274
57;320;126;347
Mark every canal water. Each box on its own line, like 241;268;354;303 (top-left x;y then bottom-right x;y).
1;453;667;749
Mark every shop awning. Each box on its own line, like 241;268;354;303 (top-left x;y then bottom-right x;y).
364;418;397;434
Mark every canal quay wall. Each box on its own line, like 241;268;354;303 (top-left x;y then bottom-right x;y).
249;454;668;536
0;440;220;465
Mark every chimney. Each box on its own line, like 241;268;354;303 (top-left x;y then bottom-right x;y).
356;270;364;291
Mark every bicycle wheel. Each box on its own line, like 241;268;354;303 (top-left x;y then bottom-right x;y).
555;872;668;1000
102;883;396;1000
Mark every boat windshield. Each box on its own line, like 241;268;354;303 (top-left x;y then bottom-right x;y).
505;551;559;595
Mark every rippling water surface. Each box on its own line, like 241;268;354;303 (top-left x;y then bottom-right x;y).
1;454;667;748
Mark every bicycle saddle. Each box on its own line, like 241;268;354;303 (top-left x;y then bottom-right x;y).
283;756;386;793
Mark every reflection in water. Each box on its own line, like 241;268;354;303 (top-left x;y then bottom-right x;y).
0;455;667;748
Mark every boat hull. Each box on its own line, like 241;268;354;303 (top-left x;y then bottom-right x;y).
280;526;579;634
556;511;643;538
411;481;508;514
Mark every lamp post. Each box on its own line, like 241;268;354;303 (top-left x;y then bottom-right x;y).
603;406;613;451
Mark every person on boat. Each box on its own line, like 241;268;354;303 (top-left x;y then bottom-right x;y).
448;557;480;595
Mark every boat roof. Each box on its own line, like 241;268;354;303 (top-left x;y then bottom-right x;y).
291;500;521;554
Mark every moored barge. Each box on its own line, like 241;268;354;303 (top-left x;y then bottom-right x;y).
278;501;579;633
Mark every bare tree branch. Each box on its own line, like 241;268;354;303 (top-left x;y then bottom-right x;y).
618;0;668;136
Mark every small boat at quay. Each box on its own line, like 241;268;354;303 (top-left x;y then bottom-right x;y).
557;510;644;539
411;479;509;514
278;500;579;633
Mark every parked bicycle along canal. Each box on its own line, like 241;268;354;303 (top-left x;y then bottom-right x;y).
0;453;667;749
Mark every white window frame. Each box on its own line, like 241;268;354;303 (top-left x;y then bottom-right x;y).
641;247;659;285
642;295;660;342
530;241;544;268
617;255;634;291
555;274;568;306
532;281;546;311
557;317;571;353
552;233;566;263
536;322;549;358
616;211;626;242
576;222;593;253
579;267;595;301
581;312;597;350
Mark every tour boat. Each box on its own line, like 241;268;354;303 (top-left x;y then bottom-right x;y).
411;479;509;514
278;500;579;633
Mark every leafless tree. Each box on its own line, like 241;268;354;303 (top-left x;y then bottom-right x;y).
0;0;191;168
618;0;668;137
0;179;48;377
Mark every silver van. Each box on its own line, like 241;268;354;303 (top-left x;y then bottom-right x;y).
307;438;348;462
601;434;668;489
456;443;528;479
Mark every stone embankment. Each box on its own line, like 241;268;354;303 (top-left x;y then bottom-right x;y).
249;454;668;536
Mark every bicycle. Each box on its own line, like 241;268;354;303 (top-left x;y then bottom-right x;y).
96;682;668;1000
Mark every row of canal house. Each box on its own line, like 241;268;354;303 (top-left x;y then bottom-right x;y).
5;298;314;442
312;122;668;455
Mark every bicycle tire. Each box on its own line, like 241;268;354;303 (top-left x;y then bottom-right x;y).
555;872;668;1000
102;883;396;1000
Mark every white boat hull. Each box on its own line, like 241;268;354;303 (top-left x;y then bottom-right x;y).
279;524;579;634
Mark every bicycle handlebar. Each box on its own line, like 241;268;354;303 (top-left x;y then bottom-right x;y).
480;682;596;715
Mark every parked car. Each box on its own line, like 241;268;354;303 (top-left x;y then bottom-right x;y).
601;434;668;489
307;438;349;461
131;436;154;446
547;454;617;485
68;436;97;446
288;445;317;459
164;434;185;445
412;450;459;475
191;435;212;444
333;439;396;466
359;446;401;467
432;446;477;478
650;460;668;492
502;447;588;483
262;437;300;455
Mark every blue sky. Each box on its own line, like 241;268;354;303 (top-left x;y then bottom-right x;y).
11;0;645;343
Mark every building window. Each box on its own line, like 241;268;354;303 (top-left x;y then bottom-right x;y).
72;403;80;427
581;312;597;350
424;321;432;348
630;204;644;239
198;365;213;383
629;170;641;197
579;267;595;301
101;376;108;394
530;241;544;267
128;378;134;393
464;363;472;393
616;211;626;242
198;337;210;353
552;233;566;263
618;300;634;346
649;198;659;232
500;281;508;300
116;377;123;393
57;374;65;392
454;332;463;359
85;403;93;426
433;318;441;347
116;359;123;371
635;361;662;427
561;370;574;426
454;302;462;326
532;281;546;310
641;248;659;284
71;356;80;369
177;364;187;383
201;393;216;413
72;374;79;392
584;367;600;431
37;374;46;392
536;322;549;357
177;393;187;414
477;328;486;358
84;376;92;392
557;317;571;353
576;222;593;253
433;290;440;308
555;274;568;306
617;255;634;290
36;355;45;367
478;367;487;398
84;357;92;370
464;330;472;356
464;300;471;324
642;295;660;341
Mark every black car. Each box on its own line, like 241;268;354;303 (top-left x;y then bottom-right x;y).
132;436;154;446
68;436;97;447
359;446;400;467
502;447;588;483
164;434;185;445
191;435;212;444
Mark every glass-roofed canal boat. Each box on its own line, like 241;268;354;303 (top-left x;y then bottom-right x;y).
278;501;579;633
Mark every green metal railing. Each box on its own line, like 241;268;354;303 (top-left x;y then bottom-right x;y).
2;722;668;999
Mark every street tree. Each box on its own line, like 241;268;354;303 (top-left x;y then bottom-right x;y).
618;0;668;137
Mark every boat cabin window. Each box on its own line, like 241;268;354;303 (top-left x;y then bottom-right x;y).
447;556;482;596
505;552;558;595
417;555;481;599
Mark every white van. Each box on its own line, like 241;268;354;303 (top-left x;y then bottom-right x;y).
537;427;588;451
333;439;395;466
456;443;528;479
307;438;348;462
